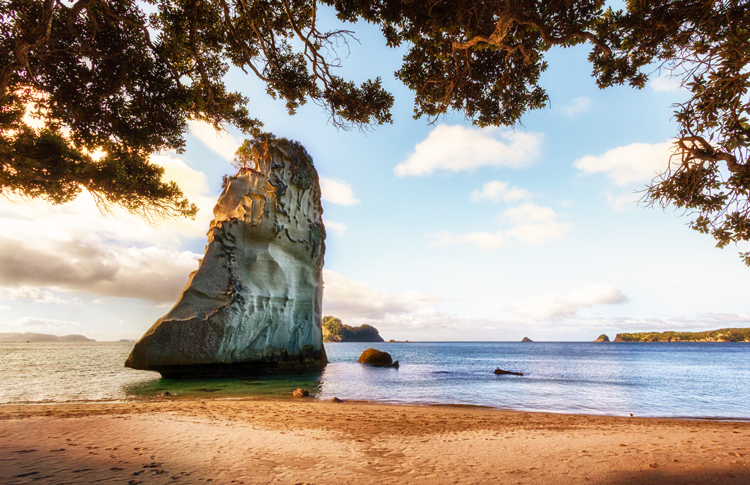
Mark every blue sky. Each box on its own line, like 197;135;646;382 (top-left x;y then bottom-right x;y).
1;10;748;341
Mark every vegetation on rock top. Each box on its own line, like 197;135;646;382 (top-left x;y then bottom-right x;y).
322;316;384;343
614;328;750;342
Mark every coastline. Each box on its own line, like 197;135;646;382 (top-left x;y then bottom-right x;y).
2;400;749;484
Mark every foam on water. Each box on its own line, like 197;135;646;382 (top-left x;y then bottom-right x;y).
1;341;749;418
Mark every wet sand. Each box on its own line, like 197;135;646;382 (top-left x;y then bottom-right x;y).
1;399;749;484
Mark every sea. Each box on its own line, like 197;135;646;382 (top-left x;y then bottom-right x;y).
1;341;749;419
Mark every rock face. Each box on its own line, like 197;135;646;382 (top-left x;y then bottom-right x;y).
125;138;327;377
593;334;610;342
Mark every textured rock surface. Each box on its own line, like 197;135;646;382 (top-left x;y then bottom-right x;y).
126;138;327;377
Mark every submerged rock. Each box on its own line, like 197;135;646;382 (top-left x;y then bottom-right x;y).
358;348;395;367
494;368;523;376
125;137;327;377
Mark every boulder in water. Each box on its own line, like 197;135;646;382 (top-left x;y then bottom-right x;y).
358;348;395;367
125;137;327;377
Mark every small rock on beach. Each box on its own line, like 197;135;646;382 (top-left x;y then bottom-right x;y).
292;388;309;397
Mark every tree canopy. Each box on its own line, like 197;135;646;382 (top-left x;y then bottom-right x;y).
1;0;748;263
324;0;749;264
1;0;392;219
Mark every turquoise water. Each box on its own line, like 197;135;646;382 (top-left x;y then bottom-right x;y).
1;341;749;419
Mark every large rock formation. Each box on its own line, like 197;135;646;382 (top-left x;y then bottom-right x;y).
125;137;327;377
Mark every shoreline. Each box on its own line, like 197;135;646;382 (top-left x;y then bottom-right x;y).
2;399;749;484
3;397;750;422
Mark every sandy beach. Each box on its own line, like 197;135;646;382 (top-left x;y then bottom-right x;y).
1;400;749;484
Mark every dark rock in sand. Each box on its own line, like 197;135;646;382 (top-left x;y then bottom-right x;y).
358;348;394;367
331;397;344;403
292;388;310;397
521;337;533;343
494;368;524;376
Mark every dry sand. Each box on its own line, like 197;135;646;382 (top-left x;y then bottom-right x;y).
1;399;749;484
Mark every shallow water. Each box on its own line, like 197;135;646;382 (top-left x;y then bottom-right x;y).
1;341;749;418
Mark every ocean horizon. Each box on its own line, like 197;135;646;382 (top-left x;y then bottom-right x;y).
2;341;749;420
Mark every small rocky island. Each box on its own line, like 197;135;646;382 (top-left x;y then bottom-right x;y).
126;137;327;377
593;334;610;342
521;337;533;343
322;316;384;342
614;328;750;342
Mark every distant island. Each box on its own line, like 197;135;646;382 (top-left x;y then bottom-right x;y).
614;328;750;342
322;316;384;343
521;337;533;343
0;332;95;343
593;334;610;342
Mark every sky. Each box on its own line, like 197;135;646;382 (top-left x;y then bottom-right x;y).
1;9;749;342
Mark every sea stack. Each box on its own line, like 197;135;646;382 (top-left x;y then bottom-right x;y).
125;137;327;377
593;334;610;342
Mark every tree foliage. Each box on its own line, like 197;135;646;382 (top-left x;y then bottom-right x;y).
3;0;749;264
324;0;750;263
1;0;392;219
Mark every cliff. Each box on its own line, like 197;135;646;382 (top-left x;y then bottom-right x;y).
0;333;95;343
126;137;327;377
322;316;384;343
614;328;750;342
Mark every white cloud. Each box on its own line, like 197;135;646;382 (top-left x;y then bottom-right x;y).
430;204;571;249
395;124;543;176
605;191;639;211
428;230;508;249
507;284;628;320
470;181;531;203
502;204;572;246
1;317;83;335
188;120;242;161
650;75;683;93
324;220;347;236
0;153;214;303
574;141;673;186
0;237;200;302
322;269;439;320
503;204;556;224
0;287;66;304
319;178;360;206
558;97;592;118
505;221;572;247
